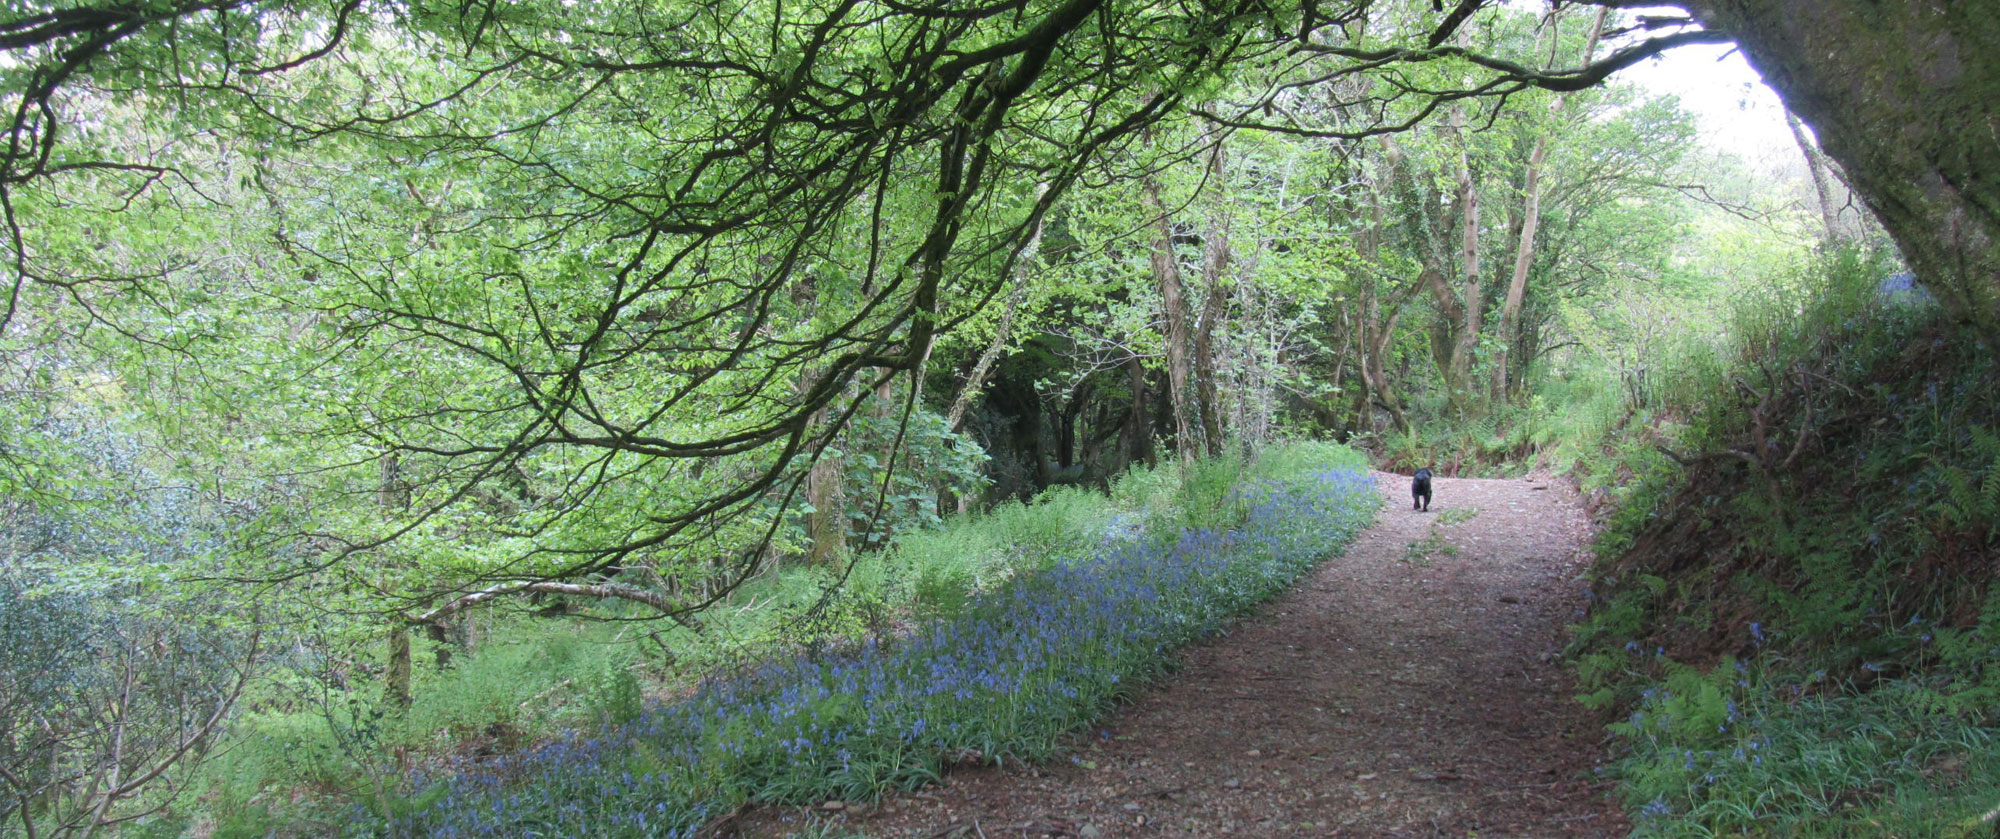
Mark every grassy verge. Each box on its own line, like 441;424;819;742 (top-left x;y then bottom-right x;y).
1610;661;1999;837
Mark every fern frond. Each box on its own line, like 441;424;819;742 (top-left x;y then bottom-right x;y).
1968;425;2000;540
1940;466;1980;530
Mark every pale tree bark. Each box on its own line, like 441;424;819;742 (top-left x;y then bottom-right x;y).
1493;9;1606;401
1229;254;1275;450
1490;137;1544;401
1676;0;2000;342
376;452;408;511
1193;127;1233;457
1140;148;1200;465
1441;98;1484;412
1446;21;1490;411
396;581;700;685
894;341;936;527
944;188;1045;513
945;183;1048;433
944;282;1025;434
411;581;699;628
1784;111;1844;246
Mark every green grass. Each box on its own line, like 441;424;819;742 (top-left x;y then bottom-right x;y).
1617;668;2000;838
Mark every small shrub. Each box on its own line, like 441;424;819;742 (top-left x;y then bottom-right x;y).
585;663;646;726
909;562;974;621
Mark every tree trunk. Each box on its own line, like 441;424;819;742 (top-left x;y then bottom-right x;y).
1455;39;1486;409
1681;1;2000;340
945;283;1025;433
1121;357;1155;470
385;627;412;709
1379;133;1476;414
1438;99;1483;412
380;450;413;708
1784;110;1844;246
1194;131;1233;458
377;452;408;511
781;269;847;564
1055;381;1090;469
1230;238;1276;451
1012;377;1048;497
1140;166;1199;464
1491;137;1544;401
1365;267;1423;435
1083;403;1114;486
425;623;455;670
945;183;1047;433
1341;147;1417;435
1361;302;1411;434
1494;10;1604;401
1353;154;1411;435
803;404;845;566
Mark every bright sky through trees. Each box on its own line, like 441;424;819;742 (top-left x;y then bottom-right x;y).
1616;14;1793;161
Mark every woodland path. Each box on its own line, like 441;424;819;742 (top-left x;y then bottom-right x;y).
729;472;1629;838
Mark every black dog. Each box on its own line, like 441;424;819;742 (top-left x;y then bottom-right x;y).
1412;468;1432;512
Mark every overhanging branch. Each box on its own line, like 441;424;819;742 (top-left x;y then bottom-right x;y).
1307;28;1733;93
411;581;704;631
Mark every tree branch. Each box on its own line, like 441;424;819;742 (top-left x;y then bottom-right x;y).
1305;29;1733;93
411;581;704;631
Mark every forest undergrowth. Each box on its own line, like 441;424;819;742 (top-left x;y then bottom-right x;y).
186;444;1376;838
1545;249;2000;837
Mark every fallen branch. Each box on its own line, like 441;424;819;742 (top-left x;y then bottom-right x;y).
516;678;573;710
1653;445;1757;468
411;580;703;632
693;802;749;839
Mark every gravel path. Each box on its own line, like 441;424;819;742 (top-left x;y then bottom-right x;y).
727;471;1628;838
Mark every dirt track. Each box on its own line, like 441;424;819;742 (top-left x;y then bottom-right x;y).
729;471;1629;838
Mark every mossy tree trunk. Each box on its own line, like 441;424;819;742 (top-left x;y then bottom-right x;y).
1680;0;2000;340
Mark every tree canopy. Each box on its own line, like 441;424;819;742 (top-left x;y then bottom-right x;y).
0;0;1757;607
